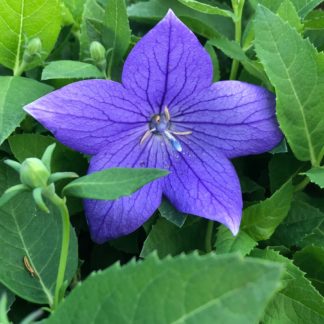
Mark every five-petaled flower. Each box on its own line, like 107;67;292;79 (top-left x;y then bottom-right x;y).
24;10;282;243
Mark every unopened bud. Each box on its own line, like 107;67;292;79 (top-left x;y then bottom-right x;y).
90;41;106;70
20;158;50;188
23;38;42;63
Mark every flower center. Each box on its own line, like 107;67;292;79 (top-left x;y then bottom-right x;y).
140;106;192;152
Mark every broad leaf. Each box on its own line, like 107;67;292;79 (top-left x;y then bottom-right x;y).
271;199;324;247
0;0;61;71
304;167;324;188
63;168;168;199
0;164;78;305
140;217;206;258
215;226;257;256
255;6;324;165
42;61;104;80
277;0;303;32
294;246;324;295
241;181;294;241
251;248;324;323
44;253;283;324
0;77;53;146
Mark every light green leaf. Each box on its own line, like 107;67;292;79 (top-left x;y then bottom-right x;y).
42;60;104;80
209;37;247;62
0;164;78;305
215;226;257;256
63;0;86;25
177;0;235;19
63;168;168;200
204;41;220;82
0;77;53;146
242;181;294;241
0;0;61;72
43;253;283;324
304;167;324;188
271;199;324;247
0;284;15;312
103;0;131;80
294;246;324;295
140;217;206;258
254;6;324;165
158;198;187;228
251;248;324;323
277;0;304;32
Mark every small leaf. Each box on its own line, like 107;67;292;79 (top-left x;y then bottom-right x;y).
63;168;168;200
215;226;257;256
0;77;53;146
0;0;61;71
42;61;104;80
0;164;78;305
204;41;220;82
177;0;235;19
242;181;294;241
140;217;206;258
158;198;187;227
277;0;303;32
294;246;324;295
304;167;324;188
43;253;283;323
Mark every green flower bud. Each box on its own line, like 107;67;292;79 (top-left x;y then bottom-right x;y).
90;41;106;70
23;37;42;63
20;158;50;188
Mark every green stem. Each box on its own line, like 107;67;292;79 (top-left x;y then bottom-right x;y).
229;1;244;80
44;189;70;310
205;221;214;253
13;60;27;77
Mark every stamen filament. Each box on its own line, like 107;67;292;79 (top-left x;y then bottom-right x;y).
165;130;182;152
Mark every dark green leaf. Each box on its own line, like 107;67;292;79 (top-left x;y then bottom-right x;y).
204;42;220;82
0;77;53;146
0;284;15;312
43;253;283;324
305;10;324;30
42;61;104;80
304;167;324;188
63;168;168;199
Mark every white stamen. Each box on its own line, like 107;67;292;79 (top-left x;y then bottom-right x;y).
171;131;192;136
165;130;182;152
164;106;171;122
140;128;155;145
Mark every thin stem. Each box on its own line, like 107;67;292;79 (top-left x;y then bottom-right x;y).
205;221;214;253
294;177;310;192
13;60;27;77
43;189;70;310
229;1;245;80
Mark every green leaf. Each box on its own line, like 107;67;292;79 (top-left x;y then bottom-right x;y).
215;226;257;256
251;248;324;323
41;61;104;80
0;284;15;312
304;167;324;188
140;217;206;258
0;77;53;146
204;41;220;82
127;0;233;40
63;0;86;25
0;0;61;71
271;199;324;247
241;181;294;241
277;0;304;32
43;253;283;323
103;0;131;80
63;168;168;200
158;198;187;227
305;10;324;30
294;246;324;295
177;0;235;19
254;6;324;165
0;164;78;305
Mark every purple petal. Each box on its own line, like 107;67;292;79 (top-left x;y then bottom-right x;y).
122;10;212;115
24;80;149;155
163;142;242;235
172;81;283;158
84;137;166;243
